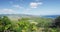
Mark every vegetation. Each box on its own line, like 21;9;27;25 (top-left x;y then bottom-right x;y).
0;16;60;32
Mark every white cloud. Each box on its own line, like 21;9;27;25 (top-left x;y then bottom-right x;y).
3;9;13;12
30;2;42;8
31;11;60;15
13;5;22;8
19;10;60;15
0;9;20;14
0;9;60;15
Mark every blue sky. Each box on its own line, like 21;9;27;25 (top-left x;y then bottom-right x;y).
0;0;60;15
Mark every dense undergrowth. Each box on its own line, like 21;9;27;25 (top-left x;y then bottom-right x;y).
0;16;60;32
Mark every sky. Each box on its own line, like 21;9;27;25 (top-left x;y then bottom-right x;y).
0;0;60;15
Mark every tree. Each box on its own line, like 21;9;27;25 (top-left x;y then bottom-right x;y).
0;16;11;32
54;16;60;27
50;16;60;28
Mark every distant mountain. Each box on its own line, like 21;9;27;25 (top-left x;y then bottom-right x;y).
0;14;60;19
0;14;40;18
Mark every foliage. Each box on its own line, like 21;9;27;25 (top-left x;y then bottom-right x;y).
0;16;11;32
50;16;60;28
0;16;60;32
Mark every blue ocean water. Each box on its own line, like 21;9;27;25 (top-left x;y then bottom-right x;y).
42;15;60;18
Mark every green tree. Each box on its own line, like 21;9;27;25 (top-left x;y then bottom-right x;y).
54;16;60;27
0;16;11;32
